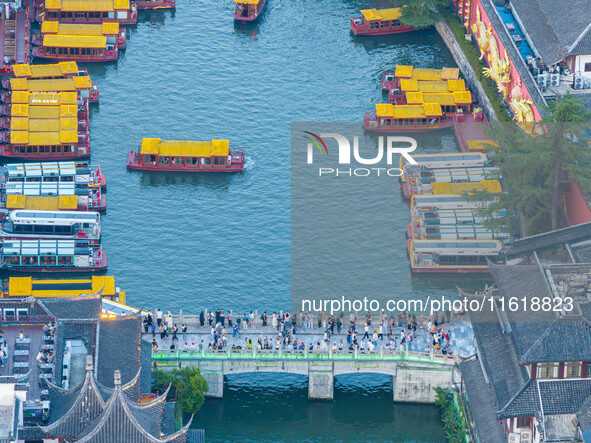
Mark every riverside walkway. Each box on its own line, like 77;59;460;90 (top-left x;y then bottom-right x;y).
145;311;474;402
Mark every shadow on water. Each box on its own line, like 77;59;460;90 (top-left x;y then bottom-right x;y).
136;9;174;27
135;170;241;191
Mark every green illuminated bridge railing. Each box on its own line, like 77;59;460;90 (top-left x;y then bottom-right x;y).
151;348;457;366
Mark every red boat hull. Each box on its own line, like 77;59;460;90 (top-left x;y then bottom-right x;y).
32;47;118;63
134;0;175;9
126;150;245;172
234;0;266;22
350;18;415;36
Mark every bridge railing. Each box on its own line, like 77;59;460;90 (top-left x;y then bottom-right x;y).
152;347;457;365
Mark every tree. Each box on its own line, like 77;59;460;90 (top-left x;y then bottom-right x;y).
152;367;208;415
434;387;466;443
390;0;451;28
465;93;591;235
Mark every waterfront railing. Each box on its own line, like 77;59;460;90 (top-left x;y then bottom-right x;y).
152;347;457;365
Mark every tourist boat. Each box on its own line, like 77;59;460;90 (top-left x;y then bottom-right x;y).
133;0;175;9
2;275;124;303
32;22;122;62
37;0;138;25
4;161;106;190
402;166;499;198
406;208;508;241
399;152;490;183
364;103;451;132
404;91;473;116
381;65;460;92
234;0;266;22
8;62;99;103
0;239;107;273
127;138;245;172
2;76;94;105
408;239;503;273
410;194;491;220
350;8;414;35
0;210;101;242
388;79;467;104
0;95;90;161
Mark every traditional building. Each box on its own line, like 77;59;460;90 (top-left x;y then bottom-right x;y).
460;261;591;443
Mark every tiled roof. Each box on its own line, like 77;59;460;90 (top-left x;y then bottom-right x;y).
74;376;189;443
578;395;591;431
510;0;591;64
519;317;591;364
505;222;591;258
42;294;102;320
500;379;591;419
469;296;528;409
460;358;506;443
97;315;142;388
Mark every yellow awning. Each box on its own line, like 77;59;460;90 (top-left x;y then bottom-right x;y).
406;92;472;106
42;21;119;36
12;105;77;119
15;91;78;105
10;77;91;92
11;117;77;132
441;67;460;80
447;79;466;91
140;138;231;157
5;195;78;210
432;180;502;195
360;8;381;21
234;0;260;4
466;139;500;152
43;34;107;49
405;91;424;105
12;62;79;78
395;65;413;79
360;8;400;21
452;90;472;104
8;277;32;297
400;80;451;93
375;103;442;118
421;93;457;106
45;0;130;11
10;104;29;117
92;275;116;295
10;130;78;145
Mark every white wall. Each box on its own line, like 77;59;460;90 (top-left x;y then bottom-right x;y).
573;54;591;79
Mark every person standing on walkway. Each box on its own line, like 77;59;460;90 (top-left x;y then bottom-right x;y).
151;321;156;338
182;324;187;342
272;312;277;330
262;311;268;327
199;311;205;327
243;313;249;330
166;312;173;331
220;310;226;327
172;324;178;341
227;311;233;327
208;311;213;326
156;309;163;327
159;324;168;339
215;309;221;325
307;312;313;330
249;311;255;326
363;323;370;340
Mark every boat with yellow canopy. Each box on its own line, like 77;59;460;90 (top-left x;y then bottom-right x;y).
234;0;266;22
127;138;245;172
36;0;137;25
32;22;121;62
364;103;452;132
382;65;460;91
351;8;414;35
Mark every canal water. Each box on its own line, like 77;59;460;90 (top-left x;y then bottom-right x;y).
64;0;486;440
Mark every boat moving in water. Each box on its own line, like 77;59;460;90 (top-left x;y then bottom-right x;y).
127;138;245;172
234;0;266;22
0;239;106;273
350;8;414;35
0;210;101;241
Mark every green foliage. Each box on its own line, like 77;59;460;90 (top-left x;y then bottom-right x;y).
465;93;591;235
152;367;208;415
434;387;467;443
446;16;512;122
390;0;451;28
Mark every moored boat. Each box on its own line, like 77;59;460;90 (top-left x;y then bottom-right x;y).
350;8;414;35
1;195;93;212
382;65;460;92
36;0;138;25
0;210;101;242
364;103;450;132
234;0;266;22
388;78;467;104
127;138;245;172
399;152;490;183
0;239;106;273
7;62;99;103
408;239;503;273
402;165;499;198
32;22;122;62
4;161;106;190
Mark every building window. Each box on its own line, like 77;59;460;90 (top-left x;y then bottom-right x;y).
566;362;582;378
537;362;559;379
517;416;530;428
585;63;591;72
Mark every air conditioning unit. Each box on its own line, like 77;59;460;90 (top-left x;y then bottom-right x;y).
527;55;534;67
520;429;533;443
550;73;560;87
574;76;585;89
537;73;548;87
586;77;591;89
508;433;520;443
